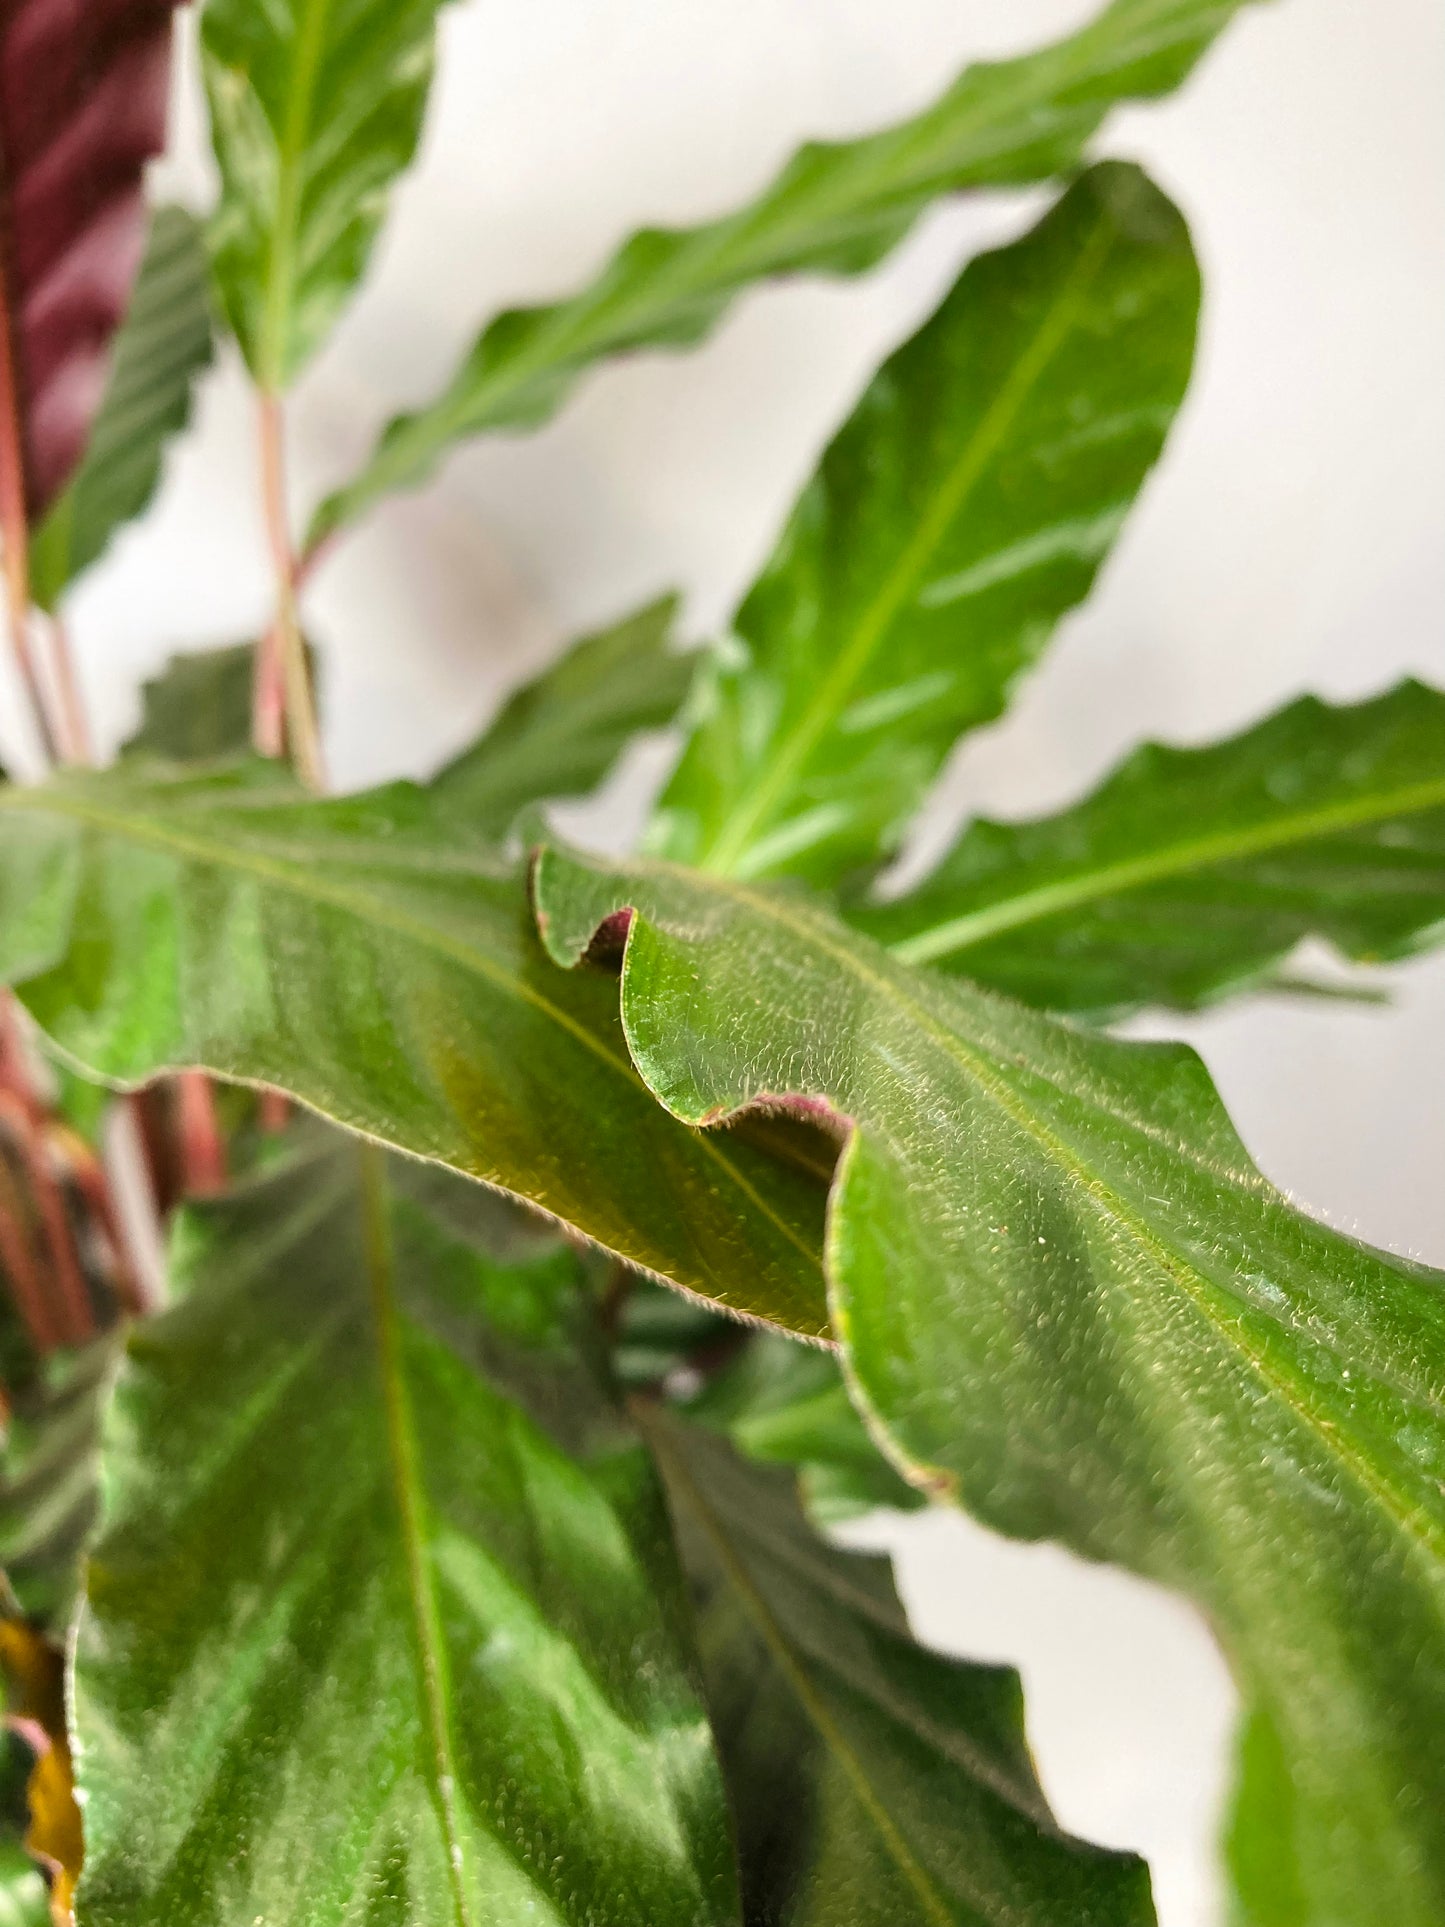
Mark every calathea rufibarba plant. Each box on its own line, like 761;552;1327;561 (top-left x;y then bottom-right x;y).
0;2;1441;1923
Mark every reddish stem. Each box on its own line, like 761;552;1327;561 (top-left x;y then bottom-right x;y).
253;536;330;758
51;1122;139;1316
0;1005;95;1344
46;612;92;764
0;241;55;761
0;996;36;1116
176;1069;227;1197
0;1092;91;1344
256;395;324;789
251;621;286;757
0;1145;57;1353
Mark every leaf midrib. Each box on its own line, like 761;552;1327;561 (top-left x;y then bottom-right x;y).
0;784;824;1282
696;205;1118;877
619;859;1445;1571
358;1141;476;1927
258;0;332;387
891;773;1445;965
647;1419;959;1927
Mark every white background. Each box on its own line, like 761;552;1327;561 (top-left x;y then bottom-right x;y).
16;2;1445;1921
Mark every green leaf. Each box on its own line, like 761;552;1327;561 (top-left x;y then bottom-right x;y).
43;1051;112;1148
613;1276;736;1390
650;1415;1153;1927
652;163;1199;886
203;0;447;389
686;1333;924;1526
0;763;827;1336
858;681;1445;1014
433;596;695;837
0;1730;48;1927
122;643;257;764
309;0;1256;546
610;1275;921;1523
74;1131;741;1926
30;208;214;612
123;639;324;765
0;1340;112;1632
0;1837;48;1927
1224;1701;1312;1927
533;842;1445;1927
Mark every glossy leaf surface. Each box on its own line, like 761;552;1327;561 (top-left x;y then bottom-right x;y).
0;0;181;516
861;681;1445;1013
0;764;827;1335
311;0;1254;545
534;843;1445;1927
30;208;213;610
653;164;1198;885
651;1417;1153;1927
203;0;446;388
74;1133;741;1926
433;596;695;836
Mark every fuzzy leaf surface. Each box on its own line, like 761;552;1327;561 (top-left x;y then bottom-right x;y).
74;1133;741;1926
0;763;827;1334
203;0;447;387
534;842;1445;1927
310;0;1256;545
0;0;181;516
652;1417;1153;1927
861;681;1445;1013
30;208;213;610
653;164;1198;886
433;596;695;837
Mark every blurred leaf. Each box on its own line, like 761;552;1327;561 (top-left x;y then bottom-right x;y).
613;1276;736;1391
652;164;1198;885
612;1282;920;1525
0;1837;48;1927
203;0;448;387
0;1341;112;1632
688;1334;924;1525
0;1728;47;1925
534;840;1445;1927
651;1417;1153;1927
0;1621;80;1924
433;596;695;836
37;1061;108;1154
75;1132;741;1925
0;760;828;1337
860;681;1445;1014
31;208;213;610
1225;1701;1312;1927
311;0;1259;545
121;644;256;764
0;1;183;517
122;639;323;766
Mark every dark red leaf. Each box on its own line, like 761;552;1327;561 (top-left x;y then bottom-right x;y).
0;0;182;519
